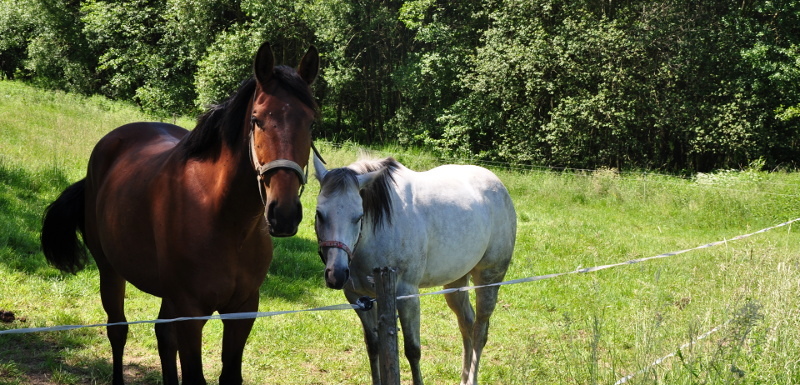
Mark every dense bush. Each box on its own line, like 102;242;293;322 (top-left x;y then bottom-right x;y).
1;0;798;171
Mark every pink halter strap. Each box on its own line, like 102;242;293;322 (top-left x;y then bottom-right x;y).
318;240;354;261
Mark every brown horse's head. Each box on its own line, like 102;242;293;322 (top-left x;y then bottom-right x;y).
250;42;319;237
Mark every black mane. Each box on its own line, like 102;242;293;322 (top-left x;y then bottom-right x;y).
320;158;400;228
180;65;318;160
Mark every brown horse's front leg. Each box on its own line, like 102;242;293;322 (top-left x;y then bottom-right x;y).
219;317;256;384
162;296;210;385
156;301;179;385
175;317;208;385
219;295;259;385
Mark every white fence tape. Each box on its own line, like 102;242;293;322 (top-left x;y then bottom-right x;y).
398;217;800;300
0;302;365;335
2;217;797;336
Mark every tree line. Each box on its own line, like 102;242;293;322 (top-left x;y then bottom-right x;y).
1;0;799;172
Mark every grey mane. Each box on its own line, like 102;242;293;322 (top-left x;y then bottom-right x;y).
320;157;399;228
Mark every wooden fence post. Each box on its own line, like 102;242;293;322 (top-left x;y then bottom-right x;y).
374;267;400;385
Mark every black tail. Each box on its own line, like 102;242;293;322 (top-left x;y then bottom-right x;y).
41;179;89;274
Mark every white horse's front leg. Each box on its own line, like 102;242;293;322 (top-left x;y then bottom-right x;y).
345;289;381;385
396;284;424;385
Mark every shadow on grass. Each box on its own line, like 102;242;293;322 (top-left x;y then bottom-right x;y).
0;326;162;385
263;236;324;301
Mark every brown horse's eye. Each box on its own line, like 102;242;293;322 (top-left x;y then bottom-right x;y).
250;116;261;128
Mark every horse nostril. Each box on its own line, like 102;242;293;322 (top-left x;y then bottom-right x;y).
325;268;335;288
325;267;350;290
266;201;277;222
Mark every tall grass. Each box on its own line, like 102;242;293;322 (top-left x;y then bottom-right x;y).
1;80;800;384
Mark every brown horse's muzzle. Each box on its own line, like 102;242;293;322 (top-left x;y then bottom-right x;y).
266;198;302;237
257;161;307;237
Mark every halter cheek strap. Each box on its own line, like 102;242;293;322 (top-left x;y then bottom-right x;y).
318;240;354;263
249;128;309;203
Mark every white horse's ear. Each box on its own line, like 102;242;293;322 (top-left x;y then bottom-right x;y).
356;170;382;190
313;152;327;182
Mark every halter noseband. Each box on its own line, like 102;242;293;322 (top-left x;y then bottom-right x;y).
318;240;354;263
248;121;328;202
249;127;309;204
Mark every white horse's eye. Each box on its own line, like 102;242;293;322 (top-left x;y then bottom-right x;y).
352;213;364;224
315;210;325;223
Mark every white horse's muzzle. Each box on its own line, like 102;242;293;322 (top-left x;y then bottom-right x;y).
318;240;353;289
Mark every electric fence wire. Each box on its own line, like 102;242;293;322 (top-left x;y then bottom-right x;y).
2;217;797;336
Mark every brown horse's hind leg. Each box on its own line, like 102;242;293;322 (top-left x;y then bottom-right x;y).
96;259;129;385
444;275;475;385
156;301;179;385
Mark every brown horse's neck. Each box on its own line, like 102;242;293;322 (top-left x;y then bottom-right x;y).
183;136;266;229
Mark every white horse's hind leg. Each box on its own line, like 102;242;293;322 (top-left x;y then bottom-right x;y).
468;284;501;385
468;261;510;385
345;289;381;385
444;275;475;385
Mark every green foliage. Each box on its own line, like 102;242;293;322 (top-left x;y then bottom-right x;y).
0;0;799;171
81;0;201;115
305;0;413;143
195;28;262;108
195;0;315;108
392;2;487;149
437;1;800;171
6;0;96;93
0;0;33;79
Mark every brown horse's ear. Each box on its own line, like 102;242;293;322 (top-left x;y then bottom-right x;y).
254;41;275;85
297;45;319;85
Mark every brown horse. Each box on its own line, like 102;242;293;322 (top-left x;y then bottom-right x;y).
40;42;319;385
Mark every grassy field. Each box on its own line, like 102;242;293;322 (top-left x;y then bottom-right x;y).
1;79;800;384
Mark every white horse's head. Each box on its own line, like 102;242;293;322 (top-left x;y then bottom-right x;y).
313;154;383;289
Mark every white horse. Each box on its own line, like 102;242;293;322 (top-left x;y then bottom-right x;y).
313;155;516;385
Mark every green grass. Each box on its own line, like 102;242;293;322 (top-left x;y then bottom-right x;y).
2;79;800;384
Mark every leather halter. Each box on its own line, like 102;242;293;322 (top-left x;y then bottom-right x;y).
248;121;327;203
318;240;354;263
248;127;308;206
